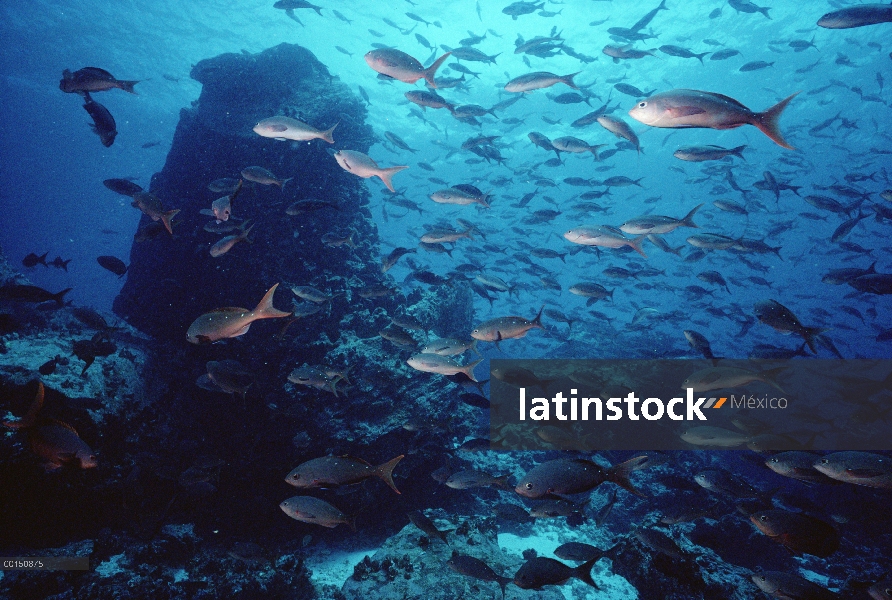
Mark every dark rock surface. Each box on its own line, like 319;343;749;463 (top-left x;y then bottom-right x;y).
113;42;378;342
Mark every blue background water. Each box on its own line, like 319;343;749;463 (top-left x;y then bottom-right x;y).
0;0;888;355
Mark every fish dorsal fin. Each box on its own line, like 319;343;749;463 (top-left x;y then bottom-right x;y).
82;67;115;79
341;455;370;465
691;90;750;111
845;468;885;478
46;418;80;435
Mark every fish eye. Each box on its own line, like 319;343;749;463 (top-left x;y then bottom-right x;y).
768;458;777;463
819;459;829;464
638;101;647;108
759;515;768;522
291;474;299;480
525;482;533;489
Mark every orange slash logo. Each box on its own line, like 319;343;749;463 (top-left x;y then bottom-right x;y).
702;397;727;409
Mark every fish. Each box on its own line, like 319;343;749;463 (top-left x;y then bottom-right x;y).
197;360;253;399
131;191;181;234
471;306;544;348
59;67;138;94
333;150;408;193
288;366;341;394
628;89;799;150
709;48;741;60
765;452;842;485
812;452;892;489
569;282;613;305
447;553;512;598
869;579;892;600
364;48;451;87
749;509;840;557
818;5;892;29
673;145;746;161
513;556;600;590
208;178;241;194
280;496;354;529
694;468;767;498
253;116;337;143
684;330;716;360
408;511;451;544
407;353;482;382
621;204;702;235
186;283;291;344
210;222;254;257
751;572;837;600
596;115;640;153
22;252;49;268
405;90;454;111
659;44;710;63
552;136;605;160
0;284;71;306
430;187;490;208
680;425;749;449
5;383;98;471
728;0;771;19
502;1;545;20
285;455;404;494
384;131;417;153
97;255;128;277
381;247;416;272
564;226;646;257
554;542;613;562
82;92;117;147
445;470;510;490
103;178;144;196
754;300;824;352
273;0;323;17
419;337;479;356
241;166;292;190
516;456;649;498
682;366;785;394
635;528;686;559
505;71;579;93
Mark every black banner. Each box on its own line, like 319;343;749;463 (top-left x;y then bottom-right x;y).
489;359;892;451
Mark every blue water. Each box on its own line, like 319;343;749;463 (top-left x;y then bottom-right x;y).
1;0;891;597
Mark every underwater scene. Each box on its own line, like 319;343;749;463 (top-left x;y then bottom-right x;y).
1;0;892;598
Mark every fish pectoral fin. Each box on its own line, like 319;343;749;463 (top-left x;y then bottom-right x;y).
667;106;707;117
233;324;252;337
274;137;287;141
270;124;288;132
845;468;885;478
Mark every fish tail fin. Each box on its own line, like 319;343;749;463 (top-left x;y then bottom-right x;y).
160;209;181;234
760;366;788;394
3;381;45;429
321;122;338;144
423;52;452;88
378;166;409;192
755;92;799;150
607;455;650;497
38;252;49;266
53;288;73;306
801;326;826;354
628;235;648;258
61;259;71;272
574;557;600;589
375;455;405;494
254;283;291;319
562;71;581;89
280;177;294;192
682;203;703;228
532;305;545;329
241;222;256;242
119;80;140;94
477;195;491;209
732;145;748;160
463;358;483;382
497;577;510;600
493;474;511;490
